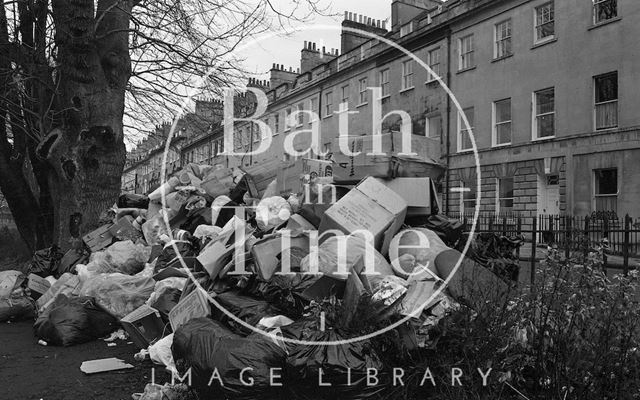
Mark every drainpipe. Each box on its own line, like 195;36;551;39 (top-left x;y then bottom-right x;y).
444;29;452;215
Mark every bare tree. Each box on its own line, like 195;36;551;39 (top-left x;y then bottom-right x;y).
0;0;330;253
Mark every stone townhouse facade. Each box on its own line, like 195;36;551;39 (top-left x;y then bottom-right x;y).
123;0;639;220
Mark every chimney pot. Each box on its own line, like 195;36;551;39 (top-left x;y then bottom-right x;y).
304;40;307;48
344;11;348;20
382;20;386;30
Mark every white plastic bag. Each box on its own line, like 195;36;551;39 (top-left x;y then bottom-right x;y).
149;333;177;373
255;196;291;231
80;273;155;319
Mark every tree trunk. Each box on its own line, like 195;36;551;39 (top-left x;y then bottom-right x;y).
40;0;132;250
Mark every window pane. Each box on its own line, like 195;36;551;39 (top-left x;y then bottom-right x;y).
596;169;617;195
536;88;555;114
537;114;555;138
595;72;618;103
495;99;511;122
497;123;512;144
594;0;617;24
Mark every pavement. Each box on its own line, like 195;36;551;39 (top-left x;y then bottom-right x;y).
0;320;172;400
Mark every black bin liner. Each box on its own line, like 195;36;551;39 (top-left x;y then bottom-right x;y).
34;294;119;346
172;317;286;400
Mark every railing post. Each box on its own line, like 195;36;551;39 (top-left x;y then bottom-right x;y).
502;217;507;236
584;215;590;259
565;215;571;260
531;215;537;285
602;216;609;272
517;216;522;261
623;214;631;276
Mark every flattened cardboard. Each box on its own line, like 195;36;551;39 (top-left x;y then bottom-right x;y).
27;274;51;298
168;288;211;332
340;257;372;328
121;304;167;349
319;177;407;255
82;224;114;252
80;358;134;374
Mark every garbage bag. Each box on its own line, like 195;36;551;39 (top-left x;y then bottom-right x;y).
423;214;464;247
172;317;286;400
300;235;393;289
388;228;449;280
257;273;318;320
118;193;150;209
56;248;89;277
149;333;177;373
80;240;151;277
151;287;182;324
26;246;64;278
36;272;83;314
213;292;281;335
282;318;388;400
155;241;198;273
34;294;118;346
0;270;35;322
255;196;291;231
103;240;152;275
80;273;155;319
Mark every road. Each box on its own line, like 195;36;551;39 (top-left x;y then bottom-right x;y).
0;320;171;400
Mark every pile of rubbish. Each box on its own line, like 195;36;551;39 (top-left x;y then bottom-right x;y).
0;153;513;399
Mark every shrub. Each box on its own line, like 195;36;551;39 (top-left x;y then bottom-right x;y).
403;246;640;400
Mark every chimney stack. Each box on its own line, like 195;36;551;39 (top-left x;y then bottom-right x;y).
300;40;338;74
341;10;389;54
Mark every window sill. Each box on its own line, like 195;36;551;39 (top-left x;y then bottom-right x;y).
322;114;333;120
589;17;622;31
531;37;557;50
456;66;476;74
492;142;511;148
595;126;619;132
457;148;474;154
425;79;439;86
356;102;368;108
399;86;415;94
378;95;391;101
491;53;513;63
532;135;555;142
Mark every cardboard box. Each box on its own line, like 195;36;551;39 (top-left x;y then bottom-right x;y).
302;158;333;178
196;216;247;278
168;288;211;332
382;177;441;216
82;224;114;252
250;233;310;281
331;133;434;183
27;274;51;299
121;305;167;349
277;159;305;195
319;177;407;255
108;216;142;241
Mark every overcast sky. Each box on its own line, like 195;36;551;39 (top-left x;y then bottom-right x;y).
238;0;392;80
